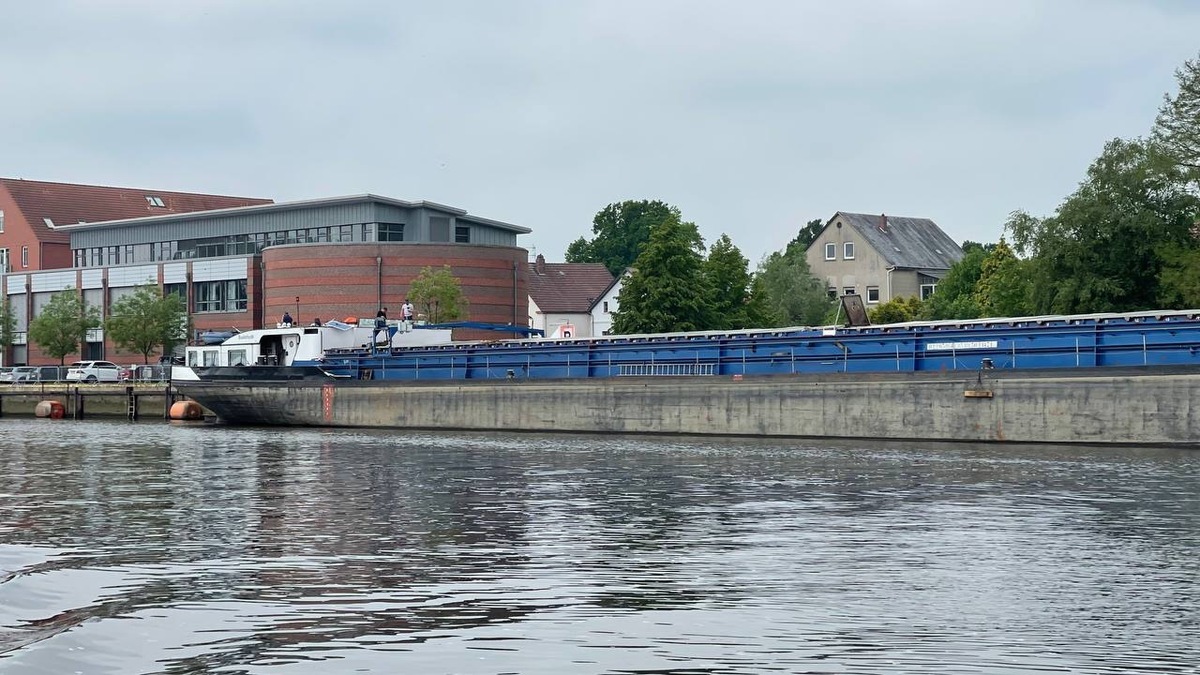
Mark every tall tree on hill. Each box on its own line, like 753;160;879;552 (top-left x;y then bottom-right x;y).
1153;50;1200;188
972;238;1029;317
704;234;753;329
610;214;714;334
28;289;100;365
921;246;986;320
566;200;695;276
1007;138;1197;313
754;247;832;327
787;218;826;254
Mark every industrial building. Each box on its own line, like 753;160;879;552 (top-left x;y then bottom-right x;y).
2;186;531;366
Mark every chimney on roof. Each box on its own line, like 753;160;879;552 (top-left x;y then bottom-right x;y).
878;213;888;233
535;253;546;275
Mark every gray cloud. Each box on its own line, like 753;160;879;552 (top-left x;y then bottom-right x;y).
1;0;1197;262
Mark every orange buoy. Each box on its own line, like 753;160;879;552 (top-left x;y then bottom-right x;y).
35;400;66;419
169;400;204;421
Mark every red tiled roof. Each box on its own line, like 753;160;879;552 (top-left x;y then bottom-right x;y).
0;178;273;244
527;260;615;313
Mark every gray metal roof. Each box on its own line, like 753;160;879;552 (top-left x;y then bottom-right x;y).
835;212;963;270
54;193;531;234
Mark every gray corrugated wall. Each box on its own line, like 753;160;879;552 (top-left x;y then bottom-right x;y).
70;201;520;248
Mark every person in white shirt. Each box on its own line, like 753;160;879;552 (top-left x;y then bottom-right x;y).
401;300;414;332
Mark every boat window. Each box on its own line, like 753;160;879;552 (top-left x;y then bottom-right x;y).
188;351;200;367
228;349;248;367
203;350;219;366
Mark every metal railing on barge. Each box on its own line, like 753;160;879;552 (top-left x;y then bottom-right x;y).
318;309;1200;381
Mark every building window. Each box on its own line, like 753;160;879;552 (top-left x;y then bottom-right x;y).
145;196;166;207
377;223;405;242
455;225;470;243
21;246;28;268
842;287;855;297
866;286;880;303
337;225;354;242
0;248;8;273
827;288;837;300
0;209;4;232
603;301;609;313
164;283;187;311
843;242;855;259
920;283;937;300
194;279;247;313
825;243;836;260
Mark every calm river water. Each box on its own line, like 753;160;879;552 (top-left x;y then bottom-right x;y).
0;420;1197;674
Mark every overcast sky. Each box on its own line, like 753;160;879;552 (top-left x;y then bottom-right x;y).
2;0;1197;264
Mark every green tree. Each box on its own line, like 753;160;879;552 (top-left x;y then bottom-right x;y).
0;297;15;359
1153;50;1200;185
1006;138;1198;314
1158;244;1200;307
754;247;833;327
703;234;753;329
611;215;714;333
28;289;100;365
567;200;696;275
973;239;1029;317
788;218;825;253
105;284;188;364
408;265;468;324
922;246;986;320
868;296;924;324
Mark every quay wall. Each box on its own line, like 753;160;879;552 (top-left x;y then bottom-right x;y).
199;370;1200;445
0;386;174;420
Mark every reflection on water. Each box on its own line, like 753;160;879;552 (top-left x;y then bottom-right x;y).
0;419;1197;674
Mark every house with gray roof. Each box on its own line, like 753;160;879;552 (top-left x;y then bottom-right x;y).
805;212;964;305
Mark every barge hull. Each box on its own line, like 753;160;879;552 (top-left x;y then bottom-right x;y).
175;367;1200;446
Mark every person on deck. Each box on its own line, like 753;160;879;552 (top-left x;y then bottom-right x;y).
281;311;293;327
373;307;388;348
402;300;414;332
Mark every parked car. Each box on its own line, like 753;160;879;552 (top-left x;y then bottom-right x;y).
0;366;41;384
65;360;126;383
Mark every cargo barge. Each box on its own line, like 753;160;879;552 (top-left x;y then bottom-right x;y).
171;308;1200;446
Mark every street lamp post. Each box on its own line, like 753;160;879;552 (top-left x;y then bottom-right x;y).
295;296;300;325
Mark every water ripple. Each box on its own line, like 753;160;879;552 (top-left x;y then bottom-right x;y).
0;419;1197;674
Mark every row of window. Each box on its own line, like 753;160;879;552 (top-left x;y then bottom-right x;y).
0;246;28;272
824;242;855;261
828;284;938;304
161;281;247;313
71;221;475;267
830;286;880;303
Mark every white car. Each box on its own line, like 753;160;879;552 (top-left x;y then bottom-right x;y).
65;360;125;383
0;366;40;384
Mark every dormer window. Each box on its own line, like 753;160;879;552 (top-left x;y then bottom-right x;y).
146;196;166;207
844;242;855;260
824;243;836;260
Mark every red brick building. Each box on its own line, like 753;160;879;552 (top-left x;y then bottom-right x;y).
0;177;271;274
3;192;530;366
